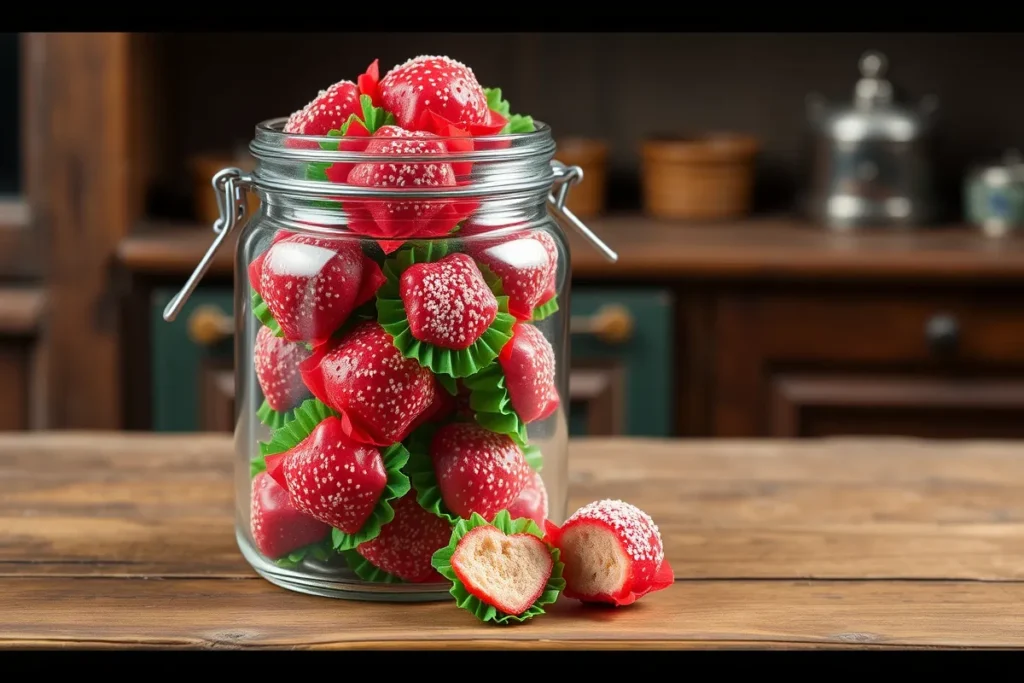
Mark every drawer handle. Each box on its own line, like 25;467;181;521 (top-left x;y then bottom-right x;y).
570;304;634;345
188;305;234;346
925;313;959;355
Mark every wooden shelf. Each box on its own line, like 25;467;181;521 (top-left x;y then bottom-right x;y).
118;214;1024;284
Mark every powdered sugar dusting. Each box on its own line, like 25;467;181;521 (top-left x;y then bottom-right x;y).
316;321;437;444
356;492;453;582
284;79;362;135
280;417;388;534
431;422;529;520
400;253;498;350
253;325;312;411
567;499;665;568
265;241;336;279
379;55;489;130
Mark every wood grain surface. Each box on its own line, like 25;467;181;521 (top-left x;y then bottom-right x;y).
2;433;1023;649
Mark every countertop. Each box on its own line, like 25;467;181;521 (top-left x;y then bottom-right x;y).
117;215;1024;283
2;433;1023;649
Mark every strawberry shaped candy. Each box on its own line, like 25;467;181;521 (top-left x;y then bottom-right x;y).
247;232;385;346
544;499;674;607
345;125;473;254
497;322;560;423
254;325;312;428
405;421;530;523
507;468;548;528
299;321;440;447
461;223;559;321
259;399;411;550
431;510;565;623
379;55;506;137
250;470;331;562
376;243;516;379
347;490;453;583
285;60;381;135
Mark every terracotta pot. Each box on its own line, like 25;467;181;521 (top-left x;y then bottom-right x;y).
554;138;609;219
191;153;260;226
641;133;759;220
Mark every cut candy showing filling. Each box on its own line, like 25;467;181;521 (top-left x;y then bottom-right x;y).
451;525;553;616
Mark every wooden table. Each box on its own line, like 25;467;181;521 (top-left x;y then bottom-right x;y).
2;433;1023;650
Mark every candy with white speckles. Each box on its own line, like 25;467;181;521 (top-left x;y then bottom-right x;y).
253;325;312;413
355;491;453;582
461;224;559;321
400;253;498;351
499;323;560;424
544;499;674;606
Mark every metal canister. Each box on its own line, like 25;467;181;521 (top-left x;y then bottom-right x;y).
964;149;1024;237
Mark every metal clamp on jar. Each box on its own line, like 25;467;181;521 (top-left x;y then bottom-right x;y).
802;50;940;230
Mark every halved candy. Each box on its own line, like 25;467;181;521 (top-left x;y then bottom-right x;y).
405;421;530;524
462;322;560;445
250;470;331;563
299;320;441;447
507;468;548;528
376;242;515;380
430;510;565;624
344;125;472;254
346;490;454;583
254;325;312;429
460;223;559;322
544;499;674;607
247;232;385;347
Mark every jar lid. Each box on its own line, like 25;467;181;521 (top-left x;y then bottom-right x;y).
972;149;1024;186
807;50;938;143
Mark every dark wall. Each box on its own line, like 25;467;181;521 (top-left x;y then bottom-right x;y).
0;33;19;194
161;32;1024;217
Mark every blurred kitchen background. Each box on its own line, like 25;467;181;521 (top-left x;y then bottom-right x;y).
3;31;1024;439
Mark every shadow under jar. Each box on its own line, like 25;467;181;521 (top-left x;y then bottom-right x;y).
161;118;616;601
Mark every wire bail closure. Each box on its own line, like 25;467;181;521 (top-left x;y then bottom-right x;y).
161;160;618;323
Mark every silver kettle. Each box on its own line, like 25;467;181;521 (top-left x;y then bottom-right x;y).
801;51;940;230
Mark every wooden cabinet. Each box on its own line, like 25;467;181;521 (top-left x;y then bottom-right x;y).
714;289;1024;438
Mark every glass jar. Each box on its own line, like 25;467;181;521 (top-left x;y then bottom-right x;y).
162;117;616;600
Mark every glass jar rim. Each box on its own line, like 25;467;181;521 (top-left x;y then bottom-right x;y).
250;117;555;165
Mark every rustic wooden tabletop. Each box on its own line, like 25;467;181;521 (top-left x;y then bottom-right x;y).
2;433;1022;649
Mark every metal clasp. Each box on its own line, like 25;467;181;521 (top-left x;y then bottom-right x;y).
548;161;618;263
162;167;252;322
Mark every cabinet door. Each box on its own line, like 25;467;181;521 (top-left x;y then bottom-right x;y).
715;291;1024;438
151;287;235;432
568;288;674;437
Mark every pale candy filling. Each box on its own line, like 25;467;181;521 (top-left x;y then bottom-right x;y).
560;524;630;597
452;527;552;614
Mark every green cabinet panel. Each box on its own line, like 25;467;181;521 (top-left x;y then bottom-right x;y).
151;286;234;432
568;288;674;437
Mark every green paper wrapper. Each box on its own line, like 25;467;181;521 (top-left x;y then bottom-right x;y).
258;398;339;459
274;537;333;569
342;549;405;583
430;509;565;624
330;441;412;551
523;444;543;472
530;294;559;322
251;288;283;337
462;362;528;446
377;242;516;379
250;456;267;479
404;423;460;524
256;399;302;431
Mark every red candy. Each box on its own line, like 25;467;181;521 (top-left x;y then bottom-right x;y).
250;471;330;560
499;323;560;424
299;321;440;447
461;225;559;321
400;253;498;350
507;468;548;528
253;325;312;412
265;417;388;534
355;491;453;582
430;422;530;521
